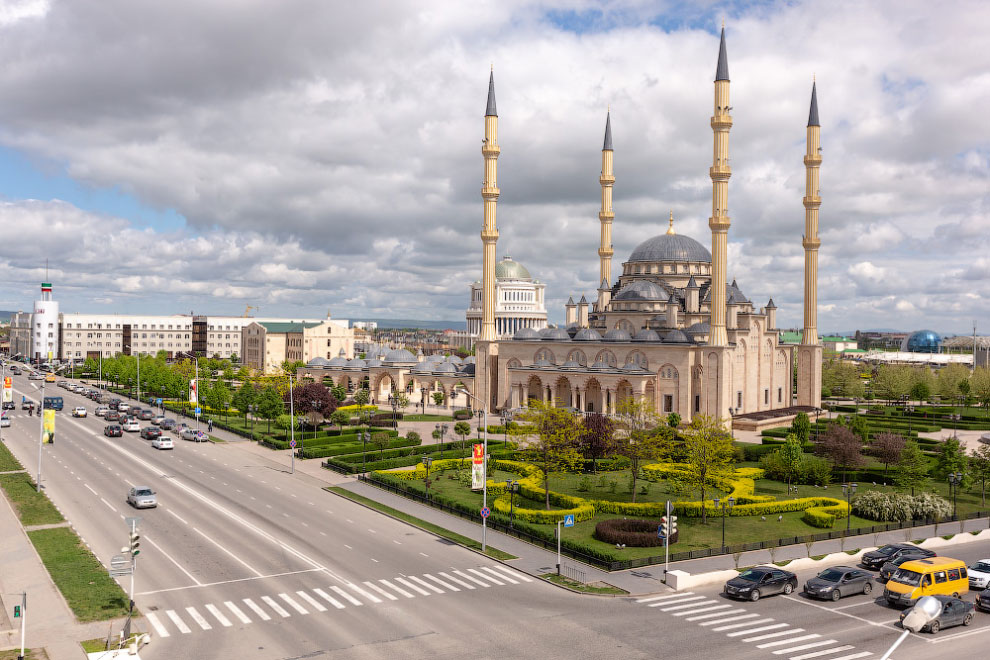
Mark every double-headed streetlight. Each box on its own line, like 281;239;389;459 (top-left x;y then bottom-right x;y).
435;423;448;457
712;495;735;551
505;480;519;528
842;482;858;533
456;386;490;552
948;472;963;519
422;455;433;501
362;430;369;472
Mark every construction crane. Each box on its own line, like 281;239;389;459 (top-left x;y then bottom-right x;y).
243;305;258;317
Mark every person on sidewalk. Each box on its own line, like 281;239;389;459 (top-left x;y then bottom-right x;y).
208;418;214;433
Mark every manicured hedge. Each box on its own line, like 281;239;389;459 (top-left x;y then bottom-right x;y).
299;436;419;459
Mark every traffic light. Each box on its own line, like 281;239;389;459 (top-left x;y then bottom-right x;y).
129;530;140;557
660;516;669;537
13;605;20;618
669;515;678;537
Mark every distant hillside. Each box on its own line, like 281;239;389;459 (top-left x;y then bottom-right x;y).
0;310;16;323
353;318;466;331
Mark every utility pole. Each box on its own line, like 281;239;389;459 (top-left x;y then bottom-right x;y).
36;382;45;493
289;374;295;475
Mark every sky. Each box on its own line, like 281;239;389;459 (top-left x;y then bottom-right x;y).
0;0;986;335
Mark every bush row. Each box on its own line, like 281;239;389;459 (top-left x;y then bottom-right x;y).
299;436;419;459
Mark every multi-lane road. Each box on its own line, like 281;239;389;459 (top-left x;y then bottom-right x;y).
3;369;990;659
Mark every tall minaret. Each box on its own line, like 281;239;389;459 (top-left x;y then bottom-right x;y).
797;81;823;407
801;81;821;346
598;111;615;301
479;70;500;342
707;27;732;347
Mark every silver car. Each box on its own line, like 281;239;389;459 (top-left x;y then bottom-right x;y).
127;487;157;509
181;427;208;442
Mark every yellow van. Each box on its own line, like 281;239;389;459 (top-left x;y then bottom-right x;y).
45;373;56;383
884;556;969;607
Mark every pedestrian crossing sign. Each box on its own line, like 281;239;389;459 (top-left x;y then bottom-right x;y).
563;514;575;527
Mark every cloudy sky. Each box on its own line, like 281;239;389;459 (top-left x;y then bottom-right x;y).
0;0;986;335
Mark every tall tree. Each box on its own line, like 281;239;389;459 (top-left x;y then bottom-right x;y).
513;401;583;509
936;363;971;401
822;360;865;398
776;433;805;488
354;388;371;406
969;444;990;507
285;382;338;438
678;414;735;523
232;382;257;420
872;365;912;404
790;412;811;445
257;386;284;433
453;421;471;453
870;431;905;476
893;440;930;496
932;436;969;486
581;413;615;474
817;424;865;483
613;398;672;502
971;367;990;412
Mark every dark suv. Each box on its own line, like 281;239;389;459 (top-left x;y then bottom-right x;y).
138;409;154;421
140;427;161;440
104;425;122;438
861;543;935;570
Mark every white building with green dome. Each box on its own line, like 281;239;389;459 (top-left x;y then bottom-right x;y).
465;255;547;340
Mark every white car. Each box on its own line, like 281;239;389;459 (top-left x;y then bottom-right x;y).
118;403;130;412
969;559;990;590
71;407;88;418
95;406;109;417
122;420;141;432
1;415;9;428
151;436;174;450
151;414;165;426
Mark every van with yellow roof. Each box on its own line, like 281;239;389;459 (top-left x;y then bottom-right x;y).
883;556;969;607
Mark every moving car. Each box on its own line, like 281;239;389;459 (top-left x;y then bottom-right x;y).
151;436;174;450
724;567;798;602
899;595;974;633
2;401;14;410
127;487;157;509
118;403;130;413
159;418;176;431
71;406;88;418
45;373;56;383
967;559;990;591
1;415;9;428
977;588;990;613
180;427;208;442
140;427;161;440
122;420;141;432
861;543;935;570
173;422;189;436
137;409;154;421
104;410;121;422
28;372;44;380
104;424;122;437
21;399;33;410
151;414;165;426
884;557;969;607
95;406;109;417
803;566;874;601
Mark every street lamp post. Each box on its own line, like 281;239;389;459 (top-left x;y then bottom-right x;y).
842;482;858;534
501;411;509;444
948;472;963;519
505;480;518;528
362;430;368;472
906;404;914;436
421;387;427;414
289;374;295;475
389;394;398;430
712;495;735;551
422;455;433;501
457;386;490;552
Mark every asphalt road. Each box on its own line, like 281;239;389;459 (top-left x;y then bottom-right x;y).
4;370;990;660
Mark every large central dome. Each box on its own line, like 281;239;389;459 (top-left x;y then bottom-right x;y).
495;255;532;280
627;233;712;263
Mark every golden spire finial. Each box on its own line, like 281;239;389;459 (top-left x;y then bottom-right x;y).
491;62;493;71
666;210;675;235
722;16;725;28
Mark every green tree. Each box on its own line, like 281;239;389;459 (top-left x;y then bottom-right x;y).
848;414;869;443
822;360;865;398
257;386;284;434
872;365;912;404
932;436;969;487
935;363;970;401
971;367;990;412
968;444;990;507
330;409;350;429
666;412;682;429
776;433;805;488
893;440;929;495
330;385;347;402
370;431;391;460
232;382;257;419
678;414;735;523
354;388;370;406
453;421;472;453
513;401;583;509
790;412;811;444
613;399;671;503
432;391;445;406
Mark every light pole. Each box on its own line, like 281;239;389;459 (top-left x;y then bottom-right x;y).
390;394;398;430
362;430;368;472
422;455;433;501
713;495;735;551
842;482;857;534
501;411;509;444
906;404;914;436
421;386;427;414
36;381;45;492
457;386;490;552
289;374;295;475
948;472;963;519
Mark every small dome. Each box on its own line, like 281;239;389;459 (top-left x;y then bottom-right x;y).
533;358;555;368
459;363;476;375
603;329;632;342
628;233;712;263
538;327;553;338
685;322;710;335
328;356;348;367
346;358;367;368
902;330;941;353
434;362;457;374
572;328;602;341
463;355;476;364
423;353;444;363
446;355;463;364
307;357;329;366
495;256;532;280
633;329;661;342
589;360;611;370
561;360;583;369
513;327;541;340
614;280;668;302
542;327;571;341
384;348;417;363
663;330;691;343
366;358;383;367
621;362;647;372
410;362;433;374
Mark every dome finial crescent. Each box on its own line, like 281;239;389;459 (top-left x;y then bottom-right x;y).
666;210;675;235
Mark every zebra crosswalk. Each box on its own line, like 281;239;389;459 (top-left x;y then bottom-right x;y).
144;564;530;638
634;592;873;660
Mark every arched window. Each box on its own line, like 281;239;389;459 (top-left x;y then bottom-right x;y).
534;348;556;364
626;351;648;369
660;365;678;379
594;350;617;367
566;349;587;366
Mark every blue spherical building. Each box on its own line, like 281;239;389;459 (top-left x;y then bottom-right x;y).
901;330;941;353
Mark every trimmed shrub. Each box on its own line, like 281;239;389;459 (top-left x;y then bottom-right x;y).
852;490;914;522
909;492;952;520
452;409;473;420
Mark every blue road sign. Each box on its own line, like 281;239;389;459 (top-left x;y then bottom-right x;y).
563;514;575;528
155;398;162;405
194;407;201;415
657;525;665;538
480;506;490;519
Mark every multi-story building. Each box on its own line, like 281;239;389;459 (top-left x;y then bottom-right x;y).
465;256;547;339
9;311;32;358
241;319;353;374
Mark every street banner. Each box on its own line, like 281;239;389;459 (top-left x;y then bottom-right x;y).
471;443;484;491
189;379;198;404
2;376;11;403
43;409;55;443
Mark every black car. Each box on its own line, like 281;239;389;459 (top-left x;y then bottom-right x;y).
159;418;177;431
724;567;798;602
899;595;974;633
105;410;121;422
140;427;161;440
879;553;933;583
108;400;121;411
861;543;935;570
803;566;874;601
104;425;122;437
1;401;14;410
977;588;990;613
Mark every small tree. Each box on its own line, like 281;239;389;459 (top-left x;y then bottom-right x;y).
666;412;681;429
613;399;671;503
790;412;811;445
330;385;347;402
257;386;284;434
354;388;370;407
968;444;990;507
432;391;445;406
933;436;970;487
870;432;905;477
893;440;930;496
776;433;805;488
512;401;583;510
370;431;390;459
581;413;615;474
679;414;735;523
232;381;257;421
817;424;865;483
285;382;339;440
453;421;471;453
330;409;350;429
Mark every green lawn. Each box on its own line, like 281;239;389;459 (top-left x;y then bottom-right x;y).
0;473;65;526
28;527;131;622
403;414;454;422
541;573;628;594
0;649;46;660
0;441;24;472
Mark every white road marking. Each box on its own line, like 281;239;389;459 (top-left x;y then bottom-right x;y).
482;566;518;584
313;588;346;609
655;596;709;610
370;558;379;563
468;568;502;585
771;640;836;655
295;590;327;612
714;618;774;632
393;540;401;544
490;565;533;582
408;575;444;594
185;606;212;630
84;483;98;495
728;623;789;637
261;596;290;617
743;628;805;642
224;601;251;624
395;577;431;596
638;592;696;603
242;598;270;621
419;552;429;557
454;570;490;587
686;608;744;622
699;611;760;626
756;634;820;649
165;609;192;634
673;604;733;617
367;528;376;534
439;572;475;590
345;583;382;603
99;497;117;512
144;535;203;586
343;544;352;550
166;508;189;525
364;581;399;601
790;646;855;660
145;612;170;637
204;603;232;627
192;527;264;577
379;579;415;598
423;574;459;592
826;652;873;660
330;585;363;606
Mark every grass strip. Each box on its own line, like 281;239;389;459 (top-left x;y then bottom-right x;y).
27;527;131;622
0;441;24;472
80;639;107;653
540;573;628;595
0;473;65;526
0;649;47;660
208;435;226;443
327;486;516;560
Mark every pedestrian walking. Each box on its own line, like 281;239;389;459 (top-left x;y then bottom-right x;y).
208;418;213;433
